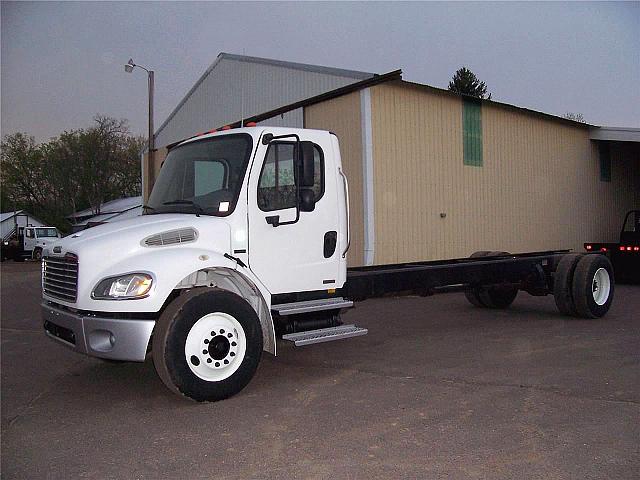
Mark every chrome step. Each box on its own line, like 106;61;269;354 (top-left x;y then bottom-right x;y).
282;324;368;346
272;297;353;316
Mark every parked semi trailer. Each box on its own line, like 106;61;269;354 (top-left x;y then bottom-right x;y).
584;210;639;282
42;127;615;401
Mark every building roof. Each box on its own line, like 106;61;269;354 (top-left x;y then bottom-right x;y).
0;210;23;223
589;127;640;143
155;52;374;143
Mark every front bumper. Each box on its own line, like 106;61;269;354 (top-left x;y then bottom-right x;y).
42;302;155;362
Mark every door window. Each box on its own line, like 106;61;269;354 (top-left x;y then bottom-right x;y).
257;143;325;211
25;229;34;238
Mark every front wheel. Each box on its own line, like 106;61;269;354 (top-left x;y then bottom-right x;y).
152;288;263;402
33;248;43;261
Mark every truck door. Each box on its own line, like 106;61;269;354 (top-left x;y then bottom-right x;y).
24;228;36;252
247;131;341;295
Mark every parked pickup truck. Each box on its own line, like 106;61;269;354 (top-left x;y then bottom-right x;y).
584;210;639;282
42;127;615;402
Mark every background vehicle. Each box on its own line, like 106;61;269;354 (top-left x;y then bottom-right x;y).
584;210;639;283
41;127;615;402
2;223;60;262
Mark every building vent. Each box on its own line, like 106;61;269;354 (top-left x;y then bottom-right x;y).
143;228;198;247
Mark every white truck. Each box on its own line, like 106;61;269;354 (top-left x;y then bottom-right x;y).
42;127;615;402
3;222;61;262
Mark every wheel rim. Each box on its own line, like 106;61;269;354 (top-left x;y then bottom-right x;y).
184;312;246;381
591;267;611;306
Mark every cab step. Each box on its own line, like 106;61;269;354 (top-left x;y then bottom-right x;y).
282;324;368;346
272;297;353;316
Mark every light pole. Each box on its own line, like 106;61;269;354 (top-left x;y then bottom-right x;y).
125;58;155;193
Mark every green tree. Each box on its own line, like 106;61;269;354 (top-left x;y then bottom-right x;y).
448;67;491;99
0;115;143;232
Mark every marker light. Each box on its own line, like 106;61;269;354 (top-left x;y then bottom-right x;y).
627;246;632;251
601;247;607;252
635;247;640;252
620;246;625;251
92;273;153;300
586;245;592;250
222;125;232;130
246;122;257;127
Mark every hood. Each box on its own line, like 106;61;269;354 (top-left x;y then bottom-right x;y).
51;214;231;259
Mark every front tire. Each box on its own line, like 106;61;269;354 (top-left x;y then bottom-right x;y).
153;288;263;402
33;248;43;261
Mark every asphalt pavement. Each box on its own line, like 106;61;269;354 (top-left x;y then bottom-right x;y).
1;261;639;479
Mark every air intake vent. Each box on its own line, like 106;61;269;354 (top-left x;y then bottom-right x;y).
143;228;198;247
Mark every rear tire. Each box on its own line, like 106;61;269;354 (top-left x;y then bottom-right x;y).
571;255;615;318
553;253;583;316
478;285;519;309
153;288;263;402
464;251;491;307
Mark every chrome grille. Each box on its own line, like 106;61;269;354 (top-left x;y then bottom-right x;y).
143;227;198;247
43;255;78;302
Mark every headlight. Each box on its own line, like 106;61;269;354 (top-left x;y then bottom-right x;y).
92;273;153;300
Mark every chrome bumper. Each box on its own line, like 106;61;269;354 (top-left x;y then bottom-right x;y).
42;302;155;362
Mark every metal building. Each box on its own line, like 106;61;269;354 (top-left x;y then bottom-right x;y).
154;53;373;148
147;63;639;267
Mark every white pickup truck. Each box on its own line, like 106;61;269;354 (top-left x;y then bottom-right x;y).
42;127;615;402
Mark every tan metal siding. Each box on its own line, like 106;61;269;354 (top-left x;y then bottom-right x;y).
369;82;638;264
304;92;365;266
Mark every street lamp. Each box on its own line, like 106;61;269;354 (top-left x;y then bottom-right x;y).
125;58;155;190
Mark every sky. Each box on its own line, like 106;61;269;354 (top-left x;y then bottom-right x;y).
2;1;639;143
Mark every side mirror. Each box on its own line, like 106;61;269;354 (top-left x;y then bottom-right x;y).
299;188;316;212
299;141;315;187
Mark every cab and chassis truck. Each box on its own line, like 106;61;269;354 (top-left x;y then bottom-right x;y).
42;127;615;402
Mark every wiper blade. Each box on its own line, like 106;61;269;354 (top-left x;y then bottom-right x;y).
162;199;204;215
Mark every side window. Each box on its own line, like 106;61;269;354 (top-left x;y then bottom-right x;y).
257;143;325;212
258;143;297;211
25;229;33;238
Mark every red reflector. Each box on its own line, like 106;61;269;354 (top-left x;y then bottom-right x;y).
246;122;257;127
586;245;592;250
222;125;232;130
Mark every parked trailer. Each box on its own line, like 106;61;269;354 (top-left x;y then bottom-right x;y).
41;127;615;402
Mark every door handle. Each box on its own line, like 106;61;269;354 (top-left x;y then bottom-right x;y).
265;215;280;227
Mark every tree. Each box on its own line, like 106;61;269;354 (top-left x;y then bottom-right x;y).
563;112;586;123
448;67;491;99
0;115;143;232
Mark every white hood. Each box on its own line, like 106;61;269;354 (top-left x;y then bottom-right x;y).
44;214;235;312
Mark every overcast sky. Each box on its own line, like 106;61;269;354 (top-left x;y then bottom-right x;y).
2;1;638;142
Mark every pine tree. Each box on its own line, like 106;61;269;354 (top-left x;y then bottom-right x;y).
448;67;491;99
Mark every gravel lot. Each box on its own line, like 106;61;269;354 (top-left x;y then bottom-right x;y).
2;261;639;479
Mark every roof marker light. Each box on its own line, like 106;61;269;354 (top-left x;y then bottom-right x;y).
222;125;232;130
246;122;257;127
207;129;217;134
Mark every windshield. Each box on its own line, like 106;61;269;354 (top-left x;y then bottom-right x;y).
36;228;58;238
147;134;253;216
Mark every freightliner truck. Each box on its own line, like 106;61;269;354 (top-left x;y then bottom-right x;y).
42;127;615;402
